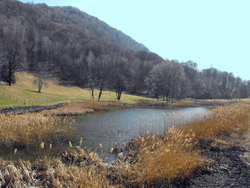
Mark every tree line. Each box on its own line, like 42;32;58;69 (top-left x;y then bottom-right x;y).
0;0;250;100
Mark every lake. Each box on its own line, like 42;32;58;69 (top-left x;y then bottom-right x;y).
1;106;208;162
73;107;208;163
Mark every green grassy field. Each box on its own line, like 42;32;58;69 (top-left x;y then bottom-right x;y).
0;72;155;109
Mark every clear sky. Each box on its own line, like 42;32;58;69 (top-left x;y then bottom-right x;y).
19;0;250;80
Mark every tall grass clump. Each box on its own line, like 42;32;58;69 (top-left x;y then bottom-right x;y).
185;103;250;141
41;102;94;116
0;113;75;151
110;127;204;187
112;103;250;187
0;158;113;188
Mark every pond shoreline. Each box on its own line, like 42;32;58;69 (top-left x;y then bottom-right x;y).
0;99;228;116
0;103;63;115
0;102;249;187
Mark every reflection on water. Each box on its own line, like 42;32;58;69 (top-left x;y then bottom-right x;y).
73;107;208;163
0;107;208;163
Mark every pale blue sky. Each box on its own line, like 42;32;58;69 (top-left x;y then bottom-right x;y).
19;0;250;80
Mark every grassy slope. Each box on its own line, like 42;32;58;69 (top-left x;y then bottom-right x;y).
0;72;155;109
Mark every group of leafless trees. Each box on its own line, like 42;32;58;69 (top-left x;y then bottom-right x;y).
146;61;250;101
0;0;250;100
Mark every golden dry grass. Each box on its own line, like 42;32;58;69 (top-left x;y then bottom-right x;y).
0;113;75;151
0;158;113;188
0;103;250;187
185;103;250;141
41;102;94;116
41;101;122;116
110;128;204;187
111;103;250;187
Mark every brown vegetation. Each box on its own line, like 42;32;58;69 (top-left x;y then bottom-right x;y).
41;102;94;116
41;101;122;116
0;103;249;187
185;103;250;141
0;113;75;151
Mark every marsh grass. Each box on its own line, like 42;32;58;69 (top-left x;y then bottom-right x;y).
41;101;122;116
111;103;250;186
111;127;204;187
41;102;94;116
0;103;250;187
138;110;207;136
185;103;250;141
0;157;113;188
0;113;75;151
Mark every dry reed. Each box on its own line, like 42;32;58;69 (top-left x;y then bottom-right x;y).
111;103;250;186
0;103;249;187
185;103;250;141
0;113;75;151
41;102;94;116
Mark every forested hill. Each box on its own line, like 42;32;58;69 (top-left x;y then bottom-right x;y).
1;0;250;101
0;0;148;52
0;0;162;90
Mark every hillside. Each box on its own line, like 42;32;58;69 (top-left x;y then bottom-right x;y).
0;72;155;109
0;0;162;90
0;0;249;100
0;0;148;52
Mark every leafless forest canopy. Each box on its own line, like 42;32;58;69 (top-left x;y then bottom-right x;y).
0;0;249;100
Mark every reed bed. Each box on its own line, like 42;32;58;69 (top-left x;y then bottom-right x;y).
0;103;249;187
85;101;122;110
109;128;204;187
110;103;250;187
41;102;94;116
185;103;250;141
41;101;122;116
0;113;75;151
0;157;113;188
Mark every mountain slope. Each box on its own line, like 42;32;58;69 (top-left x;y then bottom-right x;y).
0;0;163;94
0;0;148;52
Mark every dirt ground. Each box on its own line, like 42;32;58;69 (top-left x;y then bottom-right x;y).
187;132;250;188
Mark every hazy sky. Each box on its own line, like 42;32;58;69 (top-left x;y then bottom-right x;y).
19;0;250;80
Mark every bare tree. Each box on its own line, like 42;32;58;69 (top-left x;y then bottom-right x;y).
110;55;129;101
145;63;163;100
95;55;111;101
0;19;24;86
33;35;52;92
33;63;48;93
86;51;96;100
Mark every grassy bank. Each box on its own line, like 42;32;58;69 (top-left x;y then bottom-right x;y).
0;113;75;151
0;72;155;110
0;103;249;187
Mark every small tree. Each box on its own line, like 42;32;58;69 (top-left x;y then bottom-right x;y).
33;35;51;93
110;55;129;101
33;63;48;93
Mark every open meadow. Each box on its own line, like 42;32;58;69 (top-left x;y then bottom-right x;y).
0;72;155;110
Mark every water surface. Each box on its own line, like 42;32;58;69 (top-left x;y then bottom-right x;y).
1;107;208;162
73;107;208;162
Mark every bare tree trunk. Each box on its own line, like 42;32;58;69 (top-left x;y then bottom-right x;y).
8;67;12;86
8;58;13;86
91;87;94;100
90;83;94;100
98;79;104;101
98;87;103;101
117;91;122;101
